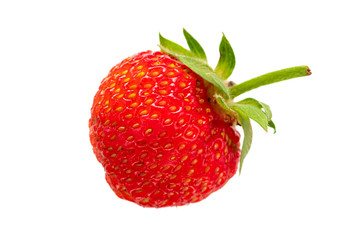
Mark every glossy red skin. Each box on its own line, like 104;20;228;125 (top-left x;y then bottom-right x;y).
89;51;241;207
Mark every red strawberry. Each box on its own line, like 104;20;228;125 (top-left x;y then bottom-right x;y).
89;29;311;207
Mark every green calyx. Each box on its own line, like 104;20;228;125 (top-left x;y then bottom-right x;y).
159;29;312;174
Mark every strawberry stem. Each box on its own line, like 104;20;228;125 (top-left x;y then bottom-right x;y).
229;66;311;98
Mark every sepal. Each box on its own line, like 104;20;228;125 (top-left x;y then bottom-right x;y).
159;33;192;57
232;102;268;131
236;98;276;132
214;33;236;80
183;29;207;62
231;105;253;174
268;120;276;133
159;32;230;98
230;97;276;174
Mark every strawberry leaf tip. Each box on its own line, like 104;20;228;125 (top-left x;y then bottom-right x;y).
183;28;207;62
214;33;236;80
158;29;311;173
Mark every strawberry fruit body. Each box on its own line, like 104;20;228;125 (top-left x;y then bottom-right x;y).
90;51;240;207
89;29;311;207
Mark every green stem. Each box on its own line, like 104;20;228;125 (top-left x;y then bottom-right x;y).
229;65;311;98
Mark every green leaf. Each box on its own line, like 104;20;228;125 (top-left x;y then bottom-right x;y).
183;29;207;62
237;98;277;133
268;120;276;133
238;98;263;109
231;106;253;174
214;33;236;80
159;33;230;99
232;102;268;131
159;33;193;57
238;98;272;121
215;95;237;116
258;101;272;121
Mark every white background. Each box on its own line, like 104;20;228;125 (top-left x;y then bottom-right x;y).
1;0;359;239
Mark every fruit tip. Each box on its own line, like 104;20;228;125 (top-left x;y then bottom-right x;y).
306;66;312;75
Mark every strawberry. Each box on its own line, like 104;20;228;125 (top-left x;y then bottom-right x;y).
89;29;311;207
